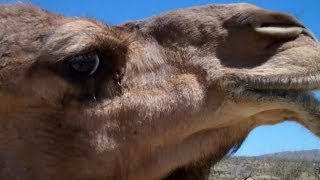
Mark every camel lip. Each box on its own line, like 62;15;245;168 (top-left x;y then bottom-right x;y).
245;88;320;115
225;72;320;115
231;73;320;92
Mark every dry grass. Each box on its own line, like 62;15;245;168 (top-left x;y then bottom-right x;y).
209;156;320;180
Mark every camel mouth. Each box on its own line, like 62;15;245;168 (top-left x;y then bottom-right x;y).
224;74;320;119
249;89;319;112
233;73;320;92
246;75;320;109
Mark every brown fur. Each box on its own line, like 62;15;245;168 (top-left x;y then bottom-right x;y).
0;3;319;180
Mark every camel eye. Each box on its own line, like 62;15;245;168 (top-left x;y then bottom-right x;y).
69;52;100;76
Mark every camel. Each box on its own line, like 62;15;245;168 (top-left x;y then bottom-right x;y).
0;3;319;180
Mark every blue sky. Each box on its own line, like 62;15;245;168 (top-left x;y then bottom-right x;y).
2;0;320;156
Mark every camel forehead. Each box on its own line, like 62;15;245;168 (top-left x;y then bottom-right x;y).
141;3;261;22
174;3;260;12
221;3;260;9
174;3;261;15
0;2;268;60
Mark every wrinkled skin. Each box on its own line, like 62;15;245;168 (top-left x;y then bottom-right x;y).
0;3;319;180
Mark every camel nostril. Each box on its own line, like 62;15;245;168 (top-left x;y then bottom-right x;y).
254;25;317;41
259;22;304;28
254;26;304;39
253;12;317;41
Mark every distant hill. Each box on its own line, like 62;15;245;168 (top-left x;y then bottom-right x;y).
209;150;320;179
255;149;320;162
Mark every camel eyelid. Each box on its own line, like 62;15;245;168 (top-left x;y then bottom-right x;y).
29;52;99;84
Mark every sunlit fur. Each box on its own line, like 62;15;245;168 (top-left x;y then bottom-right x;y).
0;3;319;180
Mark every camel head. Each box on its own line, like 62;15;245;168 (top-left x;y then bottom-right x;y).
0;3;319;180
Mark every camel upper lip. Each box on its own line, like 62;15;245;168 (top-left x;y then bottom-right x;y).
235;73;320;92
225;74;320;114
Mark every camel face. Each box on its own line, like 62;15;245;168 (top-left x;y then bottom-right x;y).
0;3;319;180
